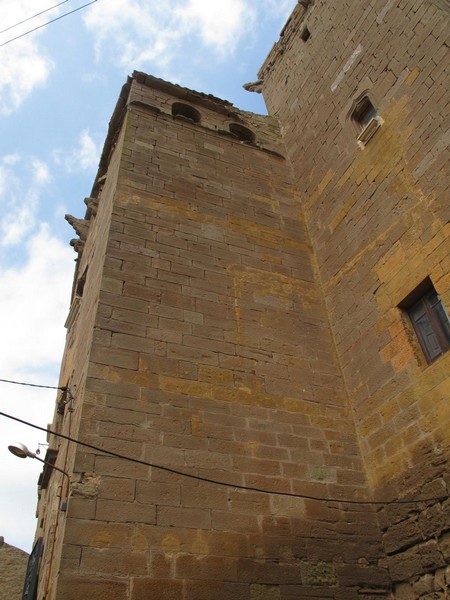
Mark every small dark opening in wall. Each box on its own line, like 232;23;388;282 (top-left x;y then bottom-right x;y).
352;96;377;130
229;123;256;143
300;26;311;42
76;267;88;297
172;102;201;123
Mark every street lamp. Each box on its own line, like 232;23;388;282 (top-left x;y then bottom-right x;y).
8;442;70;510
8;442;36;459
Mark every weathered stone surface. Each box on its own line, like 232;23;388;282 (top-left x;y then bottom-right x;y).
32;1;449;599
56;575;128;600
250;583;280;599
0;538;28;600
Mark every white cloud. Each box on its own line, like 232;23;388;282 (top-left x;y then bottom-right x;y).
3;154;20;166
0;155;51;247
72;130;100;171
0;157;18;205
83;0;254;71
0;224;74;551
32;158;51;184
0;1;56;115
83;0;178;69
175;0;255;55
53;129;101;173
263;0;298;19
0;224;73;369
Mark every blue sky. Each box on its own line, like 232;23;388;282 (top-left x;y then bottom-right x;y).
0;0;297;552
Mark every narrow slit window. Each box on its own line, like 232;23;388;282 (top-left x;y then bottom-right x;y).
76;267;88;297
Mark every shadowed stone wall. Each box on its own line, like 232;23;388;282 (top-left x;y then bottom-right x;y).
260;0;450;596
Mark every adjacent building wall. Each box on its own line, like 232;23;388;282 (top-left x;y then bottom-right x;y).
0;537;28;600
260;0;450;596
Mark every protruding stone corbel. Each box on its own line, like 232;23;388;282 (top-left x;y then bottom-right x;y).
84;197;99;219
243;80;263;93
65;214;89;240
69;239;85;255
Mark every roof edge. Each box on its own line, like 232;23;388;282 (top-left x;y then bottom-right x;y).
258;0;313;81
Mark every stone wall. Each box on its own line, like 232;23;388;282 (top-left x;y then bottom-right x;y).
36;74;390;599
0;537;28;600
260;0;450;596
34;86;129;600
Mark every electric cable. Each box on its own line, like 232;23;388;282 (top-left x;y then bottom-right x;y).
1;409;448;506
0;0;98;48
0;378;67;391
0;1;70;35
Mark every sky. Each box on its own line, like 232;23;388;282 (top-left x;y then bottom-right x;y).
0;0;298;553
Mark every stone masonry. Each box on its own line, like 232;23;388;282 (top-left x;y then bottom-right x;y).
0;537;29;600
32;1;449;599
259;0;450;596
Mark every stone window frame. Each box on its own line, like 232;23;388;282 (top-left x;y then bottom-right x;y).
348;93;384;149
399;278;450;364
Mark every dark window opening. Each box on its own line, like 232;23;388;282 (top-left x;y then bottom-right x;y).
300;26;311;42
22;537;43;600
76;267;88;297
172;102;201;123
352;96;377;130
400;278;450;363
37;449;58;489
229;123;256;143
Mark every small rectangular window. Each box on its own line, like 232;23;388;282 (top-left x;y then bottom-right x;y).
351;96;383;148
400;279;450;363
300;27;311;42
352;97;377;130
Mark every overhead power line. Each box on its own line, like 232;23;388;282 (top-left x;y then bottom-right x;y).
0;378;67;391
0;0;98;48
1;409;447;506
0;1;70;35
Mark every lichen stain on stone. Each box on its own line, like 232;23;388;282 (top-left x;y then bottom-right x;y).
132;532;148;552
353;95;431;206
91;530;114;548
161;534;181;554
229;265;315;344
250;583;281;600
300;561;337;586
190;532;209;555
329;96;434;240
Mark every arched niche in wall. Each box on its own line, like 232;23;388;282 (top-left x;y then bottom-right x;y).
172;102;201;123
229;123;256;143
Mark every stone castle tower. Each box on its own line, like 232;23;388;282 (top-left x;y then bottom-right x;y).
32;1;449;599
